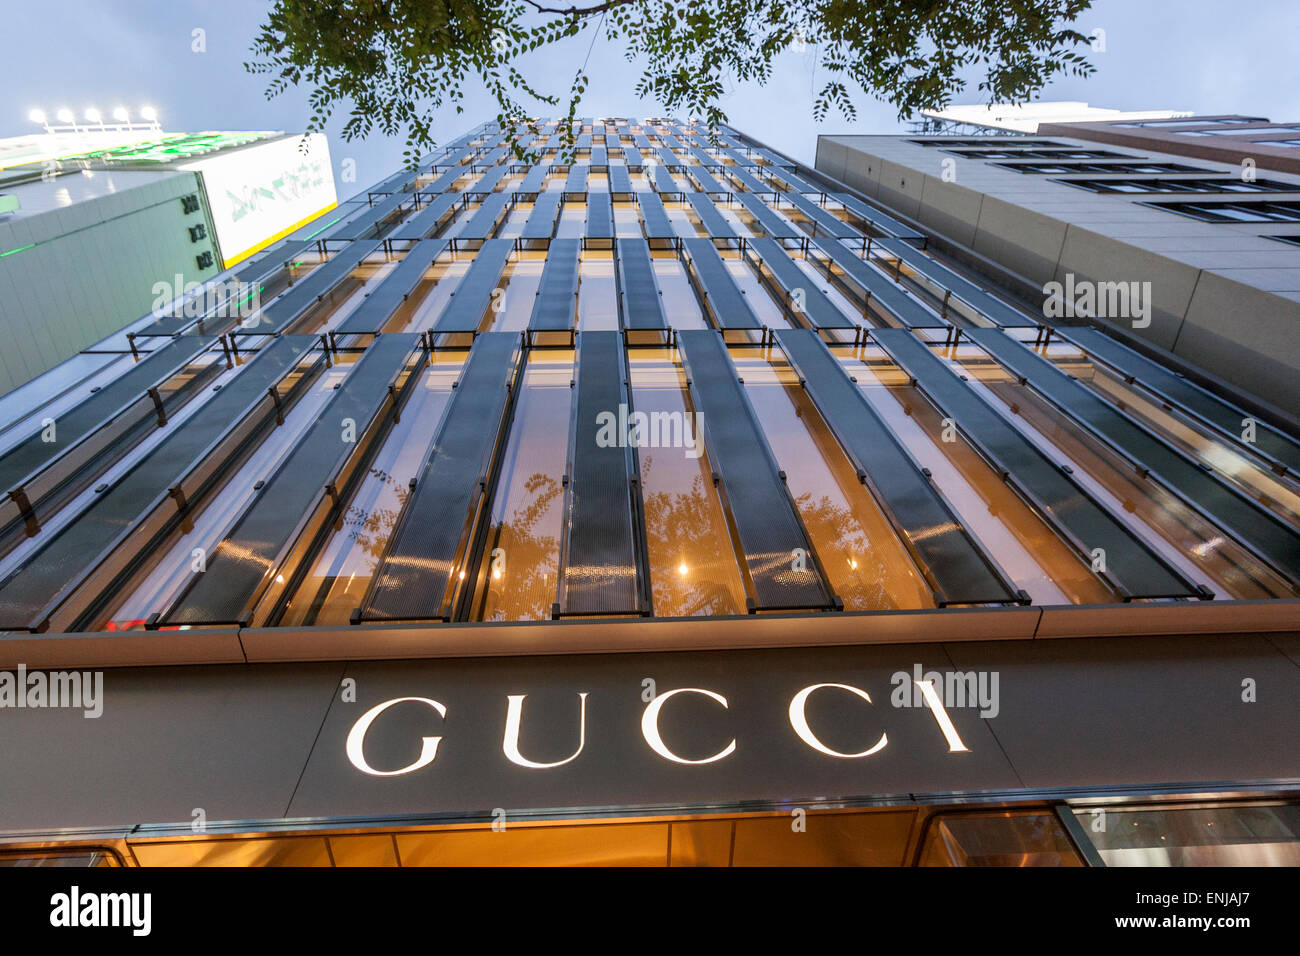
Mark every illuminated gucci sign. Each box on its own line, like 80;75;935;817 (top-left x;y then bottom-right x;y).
345;679;969;777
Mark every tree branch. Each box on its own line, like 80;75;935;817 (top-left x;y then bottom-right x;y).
520;0;640;17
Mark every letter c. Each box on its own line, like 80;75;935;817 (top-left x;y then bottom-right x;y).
641;688;736;765
789;683;887;759
346;696;446;776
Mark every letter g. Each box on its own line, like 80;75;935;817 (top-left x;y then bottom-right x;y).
346;697;447;776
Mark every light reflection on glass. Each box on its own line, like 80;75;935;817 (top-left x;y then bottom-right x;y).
651;253;707;330
472;352;574;621
941;344;1297;599
630;349;747;616
277;355;462;626
555;202;585;239
406;254;472;331
732;348;934;610
498;200;534;240
98;354;351;629
491;253;545;333
1042;343;1300;525
312;259;398;334
721;252;788;327
835;345;1113;606
577;253;618;331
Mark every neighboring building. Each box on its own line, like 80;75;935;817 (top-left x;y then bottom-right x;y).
0;124;336;396
816;118;1300;413
0;117;1297;867
1038;113;1300;176
914;100;1192;135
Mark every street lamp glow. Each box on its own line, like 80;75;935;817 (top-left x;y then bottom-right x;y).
140;106;157;122
85;108;101;123
112;107;129;123
28;109;45;125
56;108;74;124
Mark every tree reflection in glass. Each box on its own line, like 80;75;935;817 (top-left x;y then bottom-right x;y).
474;355;573;621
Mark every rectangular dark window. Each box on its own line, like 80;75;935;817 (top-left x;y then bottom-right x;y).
996;161;1215;175
946;147;1130;160
908;138;1067;148
1051;176;1300;194
1142;199;1300;223
1191;125;1300;136
1114;117;1259;128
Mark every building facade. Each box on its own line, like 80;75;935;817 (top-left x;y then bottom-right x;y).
0;118;1297;866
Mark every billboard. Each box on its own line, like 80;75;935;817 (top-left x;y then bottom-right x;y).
182;133;337;267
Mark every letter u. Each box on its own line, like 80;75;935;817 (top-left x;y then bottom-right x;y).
503;693;588;769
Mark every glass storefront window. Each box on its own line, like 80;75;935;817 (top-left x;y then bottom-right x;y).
1070;802;1300;866
0;848;121;867
918;811;1084;867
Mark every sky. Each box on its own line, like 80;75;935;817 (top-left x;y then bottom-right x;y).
5;0;1299;200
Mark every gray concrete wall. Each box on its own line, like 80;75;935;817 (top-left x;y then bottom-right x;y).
0;171;218;397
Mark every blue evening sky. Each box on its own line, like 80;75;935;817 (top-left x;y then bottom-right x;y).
5;0;1297;199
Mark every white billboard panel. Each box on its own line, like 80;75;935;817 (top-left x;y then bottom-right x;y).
182;133;337;266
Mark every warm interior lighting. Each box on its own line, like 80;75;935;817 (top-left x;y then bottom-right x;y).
458;570;465;580
848;557;858;569
677;562;688;576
